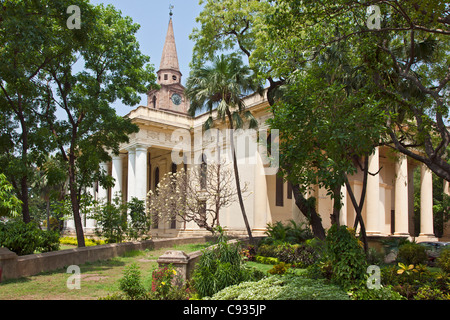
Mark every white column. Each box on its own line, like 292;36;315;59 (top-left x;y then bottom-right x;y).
135;145;148;201
418;165;436;240
97;162;108;202
444;180;450;196
65;218;75;231
366;147;380;235
111;154;124;200
127;148;136;202
394;154;409;236
339;184;348;226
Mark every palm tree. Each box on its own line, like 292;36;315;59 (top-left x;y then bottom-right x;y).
185;54;262;243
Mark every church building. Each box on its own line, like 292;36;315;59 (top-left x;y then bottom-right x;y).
68;15;449;242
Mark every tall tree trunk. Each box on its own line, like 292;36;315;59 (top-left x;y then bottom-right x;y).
344;156;370;253
291;183;326;240
226;110;254;243
330;184;342;226
68;158;85;248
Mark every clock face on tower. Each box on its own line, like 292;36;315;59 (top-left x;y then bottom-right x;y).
171;93;182;106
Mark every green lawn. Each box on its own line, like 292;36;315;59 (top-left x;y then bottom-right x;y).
0;242;210;300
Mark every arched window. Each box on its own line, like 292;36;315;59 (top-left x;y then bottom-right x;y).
152;95;157;108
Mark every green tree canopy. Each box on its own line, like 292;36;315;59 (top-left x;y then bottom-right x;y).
40;4;157;247
263;0;450;181
0;173;22;219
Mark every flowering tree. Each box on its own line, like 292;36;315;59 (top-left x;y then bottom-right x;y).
147;160;249;233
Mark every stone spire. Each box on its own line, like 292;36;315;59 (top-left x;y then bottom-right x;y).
159;17;180;73
147;9;188;114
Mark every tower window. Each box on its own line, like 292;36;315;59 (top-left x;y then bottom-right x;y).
172;75;177;81
164;74;168;80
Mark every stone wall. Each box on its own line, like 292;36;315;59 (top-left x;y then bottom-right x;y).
0;236;209;282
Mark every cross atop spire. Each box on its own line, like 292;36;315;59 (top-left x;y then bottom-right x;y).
169;4;174;18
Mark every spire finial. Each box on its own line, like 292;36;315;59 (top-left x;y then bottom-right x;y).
169;4;174;18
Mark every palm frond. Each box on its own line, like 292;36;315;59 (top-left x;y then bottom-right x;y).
244;110;258;129
232;111;244;129
203;116;214;131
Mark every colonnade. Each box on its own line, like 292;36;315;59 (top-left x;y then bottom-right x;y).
339;147;436;240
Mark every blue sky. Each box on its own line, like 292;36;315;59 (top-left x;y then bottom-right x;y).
89;0;204;116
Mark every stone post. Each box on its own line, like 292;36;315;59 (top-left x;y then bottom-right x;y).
0;248;18;282
157;250;190;283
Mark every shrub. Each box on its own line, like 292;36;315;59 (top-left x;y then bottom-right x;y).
256;242;319;268
192;228;264;298
38;229;60;252
261;220;313;245
280;243;318;268
380;263;449;300
90;195;128;243
325;225;367;289
268;262;290;275
277;275;350;300
350;286;405;300
149;265;190;300
118;263;147;300
437;248;450;273
240;245;257;261
255;255;280;265
398;242;428;265
256;244;278;258
208;275;350;300
207;276;284;300
0;220;59;255
414;285;450;300
59;236;105;247
126;197;151;240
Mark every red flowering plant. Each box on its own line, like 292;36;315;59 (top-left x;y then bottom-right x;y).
150;264;190;300
240;245;257;262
